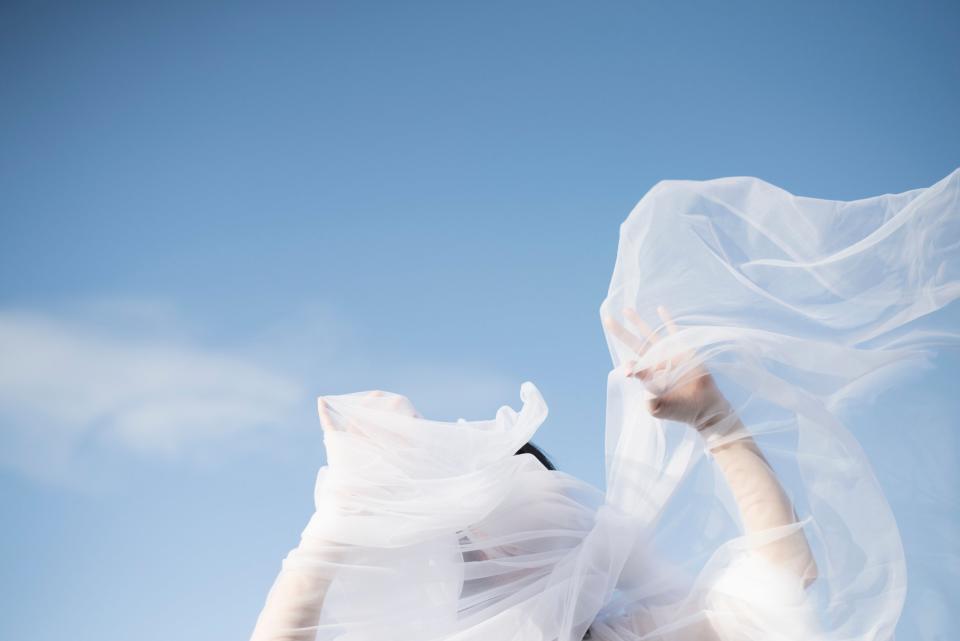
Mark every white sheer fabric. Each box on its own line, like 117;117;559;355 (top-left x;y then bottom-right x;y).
250;169;960;641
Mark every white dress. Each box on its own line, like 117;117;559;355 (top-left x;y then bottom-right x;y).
250;169;960;641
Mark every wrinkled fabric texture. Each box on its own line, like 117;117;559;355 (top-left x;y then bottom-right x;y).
251;169;960;641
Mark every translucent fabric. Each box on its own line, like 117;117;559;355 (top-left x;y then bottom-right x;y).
250;169;960;641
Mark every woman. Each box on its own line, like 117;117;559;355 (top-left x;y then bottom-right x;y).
250;169;959;640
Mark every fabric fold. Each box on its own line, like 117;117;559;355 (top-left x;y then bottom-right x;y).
251;168;959;641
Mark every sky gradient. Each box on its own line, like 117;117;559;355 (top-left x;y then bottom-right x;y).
1;2;958;640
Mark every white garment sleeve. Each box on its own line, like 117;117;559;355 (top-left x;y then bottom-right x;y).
249;477;348;641
704;552;820;641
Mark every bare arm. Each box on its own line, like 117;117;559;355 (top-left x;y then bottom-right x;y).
250;398;356;641
250;391;419;641
705;416;817;586
249;527;343;641
603;306;818;587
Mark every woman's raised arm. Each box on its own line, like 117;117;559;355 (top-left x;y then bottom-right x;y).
603;306;818;587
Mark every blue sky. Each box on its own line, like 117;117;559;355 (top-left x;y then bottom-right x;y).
1;2;958;640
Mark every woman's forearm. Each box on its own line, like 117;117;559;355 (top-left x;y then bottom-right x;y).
604;307;819;587
708;417;818;587
249;532;342;641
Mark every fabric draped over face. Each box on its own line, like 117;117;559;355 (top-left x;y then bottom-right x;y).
255;169;959;641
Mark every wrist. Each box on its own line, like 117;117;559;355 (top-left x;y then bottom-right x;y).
693;398;734;432
694;402;750;453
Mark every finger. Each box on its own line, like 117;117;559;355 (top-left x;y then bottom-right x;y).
629;367;652;382
345;416;367;435
603;314;651;356
656;305;680;336
623;307;660;345
648;391;679;418
648;396;663;417
318;398;335;431
390;395;422;418
318;397;366;434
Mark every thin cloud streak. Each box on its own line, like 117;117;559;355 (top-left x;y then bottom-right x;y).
0;308;307;480
0;300;522;487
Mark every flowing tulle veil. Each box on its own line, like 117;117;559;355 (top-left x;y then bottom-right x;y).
253;169;959;641
594;168;959;640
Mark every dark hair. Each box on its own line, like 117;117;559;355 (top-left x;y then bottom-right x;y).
513;443;595;638
514;442;556;470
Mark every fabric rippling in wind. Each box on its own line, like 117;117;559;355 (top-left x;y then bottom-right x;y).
250;168;959;641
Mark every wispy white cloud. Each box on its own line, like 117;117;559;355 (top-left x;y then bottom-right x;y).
0;304;306;485
0;298;521;487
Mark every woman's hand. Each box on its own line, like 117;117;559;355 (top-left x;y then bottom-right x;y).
605;306;818;588
603;305;732;431
319;390;422;436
